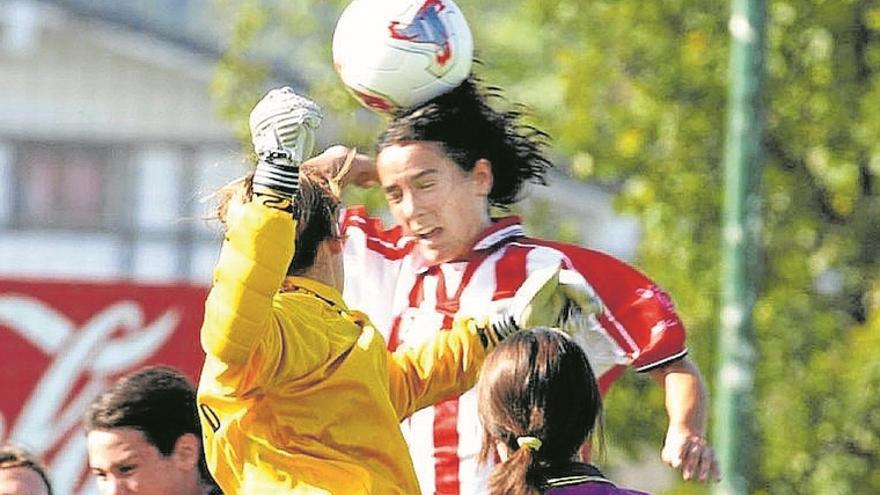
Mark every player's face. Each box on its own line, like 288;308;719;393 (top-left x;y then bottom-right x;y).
377;142;492;265
87;428;192;495
0;466;50;495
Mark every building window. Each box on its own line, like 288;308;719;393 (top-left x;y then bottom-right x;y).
15;143;122;230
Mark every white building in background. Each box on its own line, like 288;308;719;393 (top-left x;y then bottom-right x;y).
0;0;249;283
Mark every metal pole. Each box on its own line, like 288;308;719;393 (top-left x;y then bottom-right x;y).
713;0;766;494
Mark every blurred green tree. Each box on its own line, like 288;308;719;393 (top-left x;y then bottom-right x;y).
211;0;880;492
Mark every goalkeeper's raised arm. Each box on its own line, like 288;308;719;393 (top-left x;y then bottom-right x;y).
200;87;321;369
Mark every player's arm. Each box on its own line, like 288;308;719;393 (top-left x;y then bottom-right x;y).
200;197;295;364
302;145;378;197
651;357;721;482
387;264;602;419
613;276;718;483
551;245;720;481
386;317;491;420
604;274;719;481
608;279;719;483
201;88;321;371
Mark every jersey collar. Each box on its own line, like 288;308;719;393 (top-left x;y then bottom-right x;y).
472;215;525;251
282;276;348;310
412;215;524;272
542;463;615;489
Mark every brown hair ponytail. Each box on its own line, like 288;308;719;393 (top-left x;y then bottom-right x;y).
486;440;542;495
477;328;603;494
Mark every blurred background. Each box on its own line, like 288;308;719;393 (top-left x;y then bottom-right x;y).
1;0;878;494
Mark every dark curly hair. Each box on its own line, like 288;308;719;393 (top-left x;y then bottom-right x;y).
376;76;552;208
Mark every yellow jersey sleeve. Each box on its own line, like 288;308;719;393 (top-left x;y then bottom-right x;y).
386;318;490;420
200;200;328;393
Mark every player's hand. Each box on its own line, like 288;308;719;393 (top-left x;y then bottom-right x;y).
249;88;322;205
250;87;322;161
661;428;721;482
302;145;378;197
514;264;603;330
478;264;604;347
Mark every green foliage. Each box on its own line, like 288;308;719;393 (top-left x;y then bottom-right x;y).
211;0;880;492
211;0;270;148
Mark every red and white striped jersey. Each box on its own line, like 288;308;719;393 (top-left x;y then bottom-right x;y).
342;207;688;495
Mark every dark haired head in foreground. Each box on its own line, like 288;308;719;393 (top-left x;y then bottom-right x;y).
85;366;222;495
477;328;652;495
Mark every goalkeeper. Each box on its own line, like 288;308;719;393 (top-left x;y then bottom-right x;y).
195;88;599;494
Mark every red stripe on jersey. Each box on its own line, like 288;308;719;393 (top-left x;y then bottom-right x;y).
596;312;639;356
386;315;403;351
341;206;403;242
433;266;457;317
492;244;529;301
433;397;460;495
521;237;687;377
386;273;428;351
342;206;413;261
428;245;513;494
434;248;498;318
364;236;411;260
441;313;454;329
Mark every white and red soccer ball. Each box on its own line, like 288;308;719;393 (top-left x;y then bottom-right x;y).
332;0;473;113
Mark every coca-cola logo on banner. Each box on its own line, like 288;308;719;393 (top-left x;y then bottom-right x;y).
0;279;208;495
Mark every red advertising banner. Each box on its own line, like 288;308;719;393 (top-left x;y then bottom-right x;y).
0;278;209;495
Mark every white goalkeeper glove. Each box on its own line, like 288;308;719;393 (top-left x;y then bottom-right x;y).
249;87;323;204
477;264;604;347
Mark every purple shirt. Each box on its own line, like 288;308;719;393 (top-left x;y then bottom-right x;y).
542;464;653;495
546;485;652;495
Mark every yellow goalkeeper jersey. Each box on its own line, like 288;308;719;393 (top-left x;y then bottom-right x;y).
197;201;490;494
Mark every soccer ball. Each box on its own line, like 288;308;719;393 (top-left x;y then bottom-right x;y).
332;0;473;113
